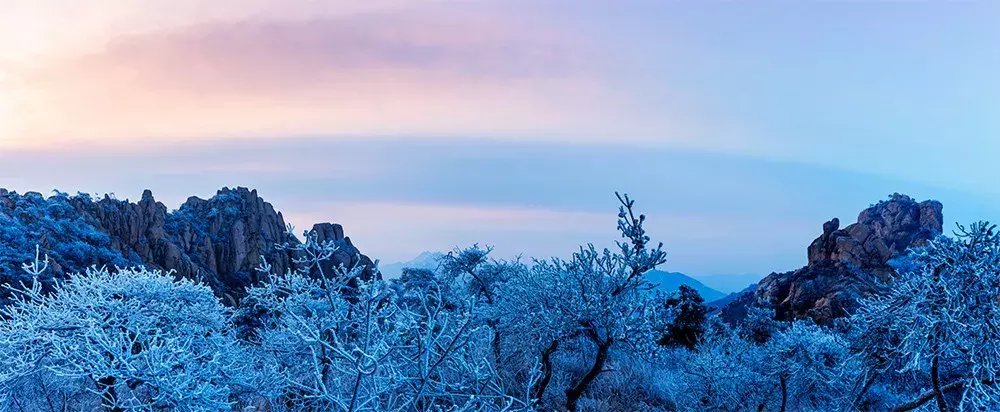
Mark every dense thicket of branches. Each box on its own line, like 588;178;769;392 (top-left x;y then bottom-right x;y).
0;195;998;411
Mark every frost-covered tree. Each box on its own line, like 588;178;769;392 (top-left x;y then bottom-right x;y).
438;244;515;364
0;261;251;411
664;319;855;412
666;323;773;411
737;305;787;345
494;193;667;411
0;192;134;303
764;322;857;412
855;222;1000;411
393;266;528;411
245;270;407;411
244;229;403;410
245;229;526;411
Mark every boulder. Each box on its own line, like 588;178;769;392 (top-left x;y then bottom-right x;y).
720;194;943;324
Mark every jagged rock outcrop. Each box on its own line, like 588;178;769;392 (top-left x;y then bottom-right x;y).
310;222;378;283
720;194;943;324
0;187;378;304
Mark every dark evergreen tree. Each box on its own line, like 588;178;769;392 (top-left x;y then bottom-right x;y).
658;284;707;350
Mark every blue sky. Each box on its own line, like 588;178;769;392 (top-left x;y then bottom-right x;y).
1;1;997;280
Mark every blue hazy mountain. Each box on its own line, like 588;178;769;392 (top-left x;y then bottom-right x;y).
707;283;758;308
694;273;764;294
645;270;726;302
380;251;446;279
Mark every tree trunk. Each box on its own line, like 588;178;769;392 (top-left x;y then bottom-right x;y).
779;375;788;412
532;340;560;404
565;337;612;411
490;320;502;364
929;264;949;412
853;371;880;408
931;354;948;412
347;369;363;412
891;381;964;412
96;376;121;412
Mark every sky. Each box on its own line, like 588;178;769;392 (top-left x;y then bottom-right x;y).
1;1;998;286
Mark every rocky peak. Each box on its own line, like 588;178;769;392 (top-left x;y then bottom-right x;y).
309;222;378;282
807;217;841;266
806;194;942;273
721;194;943;324
312;222;345;243
0;187;378;304
165;187;297;301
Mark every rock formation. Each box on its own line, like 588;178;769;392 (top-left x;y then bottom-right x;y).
0;187;377;304
720;194;943;324
308;222;378;285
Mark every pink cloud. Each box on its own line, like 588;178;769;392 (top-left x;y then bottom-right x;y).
3;7;653;147
1;3;710;151
66;10;590;96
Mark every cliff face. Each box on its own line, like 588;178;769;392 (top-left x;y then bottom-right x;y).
0;187;377;304
720;194;943;324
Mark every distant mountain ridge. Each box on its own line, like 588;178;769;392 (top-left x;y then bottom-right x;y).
380;251;445;278
707;284;757;309
645;270;726;301
694;273;763;294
